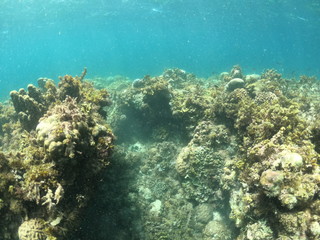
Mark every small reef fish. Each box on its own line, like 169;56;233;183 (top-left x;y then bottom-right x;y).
296;16;308;21
151;8;163;13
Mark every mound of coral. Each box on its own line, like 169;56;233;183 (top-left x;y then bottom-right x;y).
0;69;114;239
81;66;320;240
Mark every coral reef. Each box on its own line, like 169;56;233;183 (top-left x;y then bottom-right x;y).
0;70;114;239
1;65;320;240
81;66;320;240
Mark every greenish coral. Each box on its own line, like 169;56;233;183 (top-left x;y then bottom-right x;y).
84;67;320;240
2;66;320;239
85;67;320;239
0;70;114;239
106;71;181;143
175;121;236;203
10;85;47;131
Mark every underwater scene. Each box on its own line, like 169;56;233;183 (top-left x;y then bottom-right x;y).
1;0;320;239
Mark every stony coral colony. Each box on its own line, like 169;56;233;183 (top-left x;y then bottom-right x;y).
0;66;320;239
0;69;114;240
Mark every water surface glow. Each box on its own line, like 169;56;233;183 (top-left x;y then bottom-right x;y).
0;0;319;99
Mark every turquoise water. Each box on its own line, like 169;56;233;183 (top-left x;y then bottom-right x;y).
0;0;319;99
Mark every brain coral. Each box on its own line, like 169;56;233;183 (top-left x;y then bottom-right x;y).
18;218;53;240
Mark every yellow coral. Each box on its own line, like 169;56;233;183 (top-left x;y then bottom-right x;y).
18;218;56;240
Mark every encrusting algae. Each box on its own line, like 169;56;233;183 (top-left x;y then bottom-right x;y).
1;66;320;239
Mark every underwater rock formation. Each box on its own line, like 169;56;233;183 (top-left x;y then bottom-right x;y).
1;66;320;240
82;66;320;240
0;70;114;239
